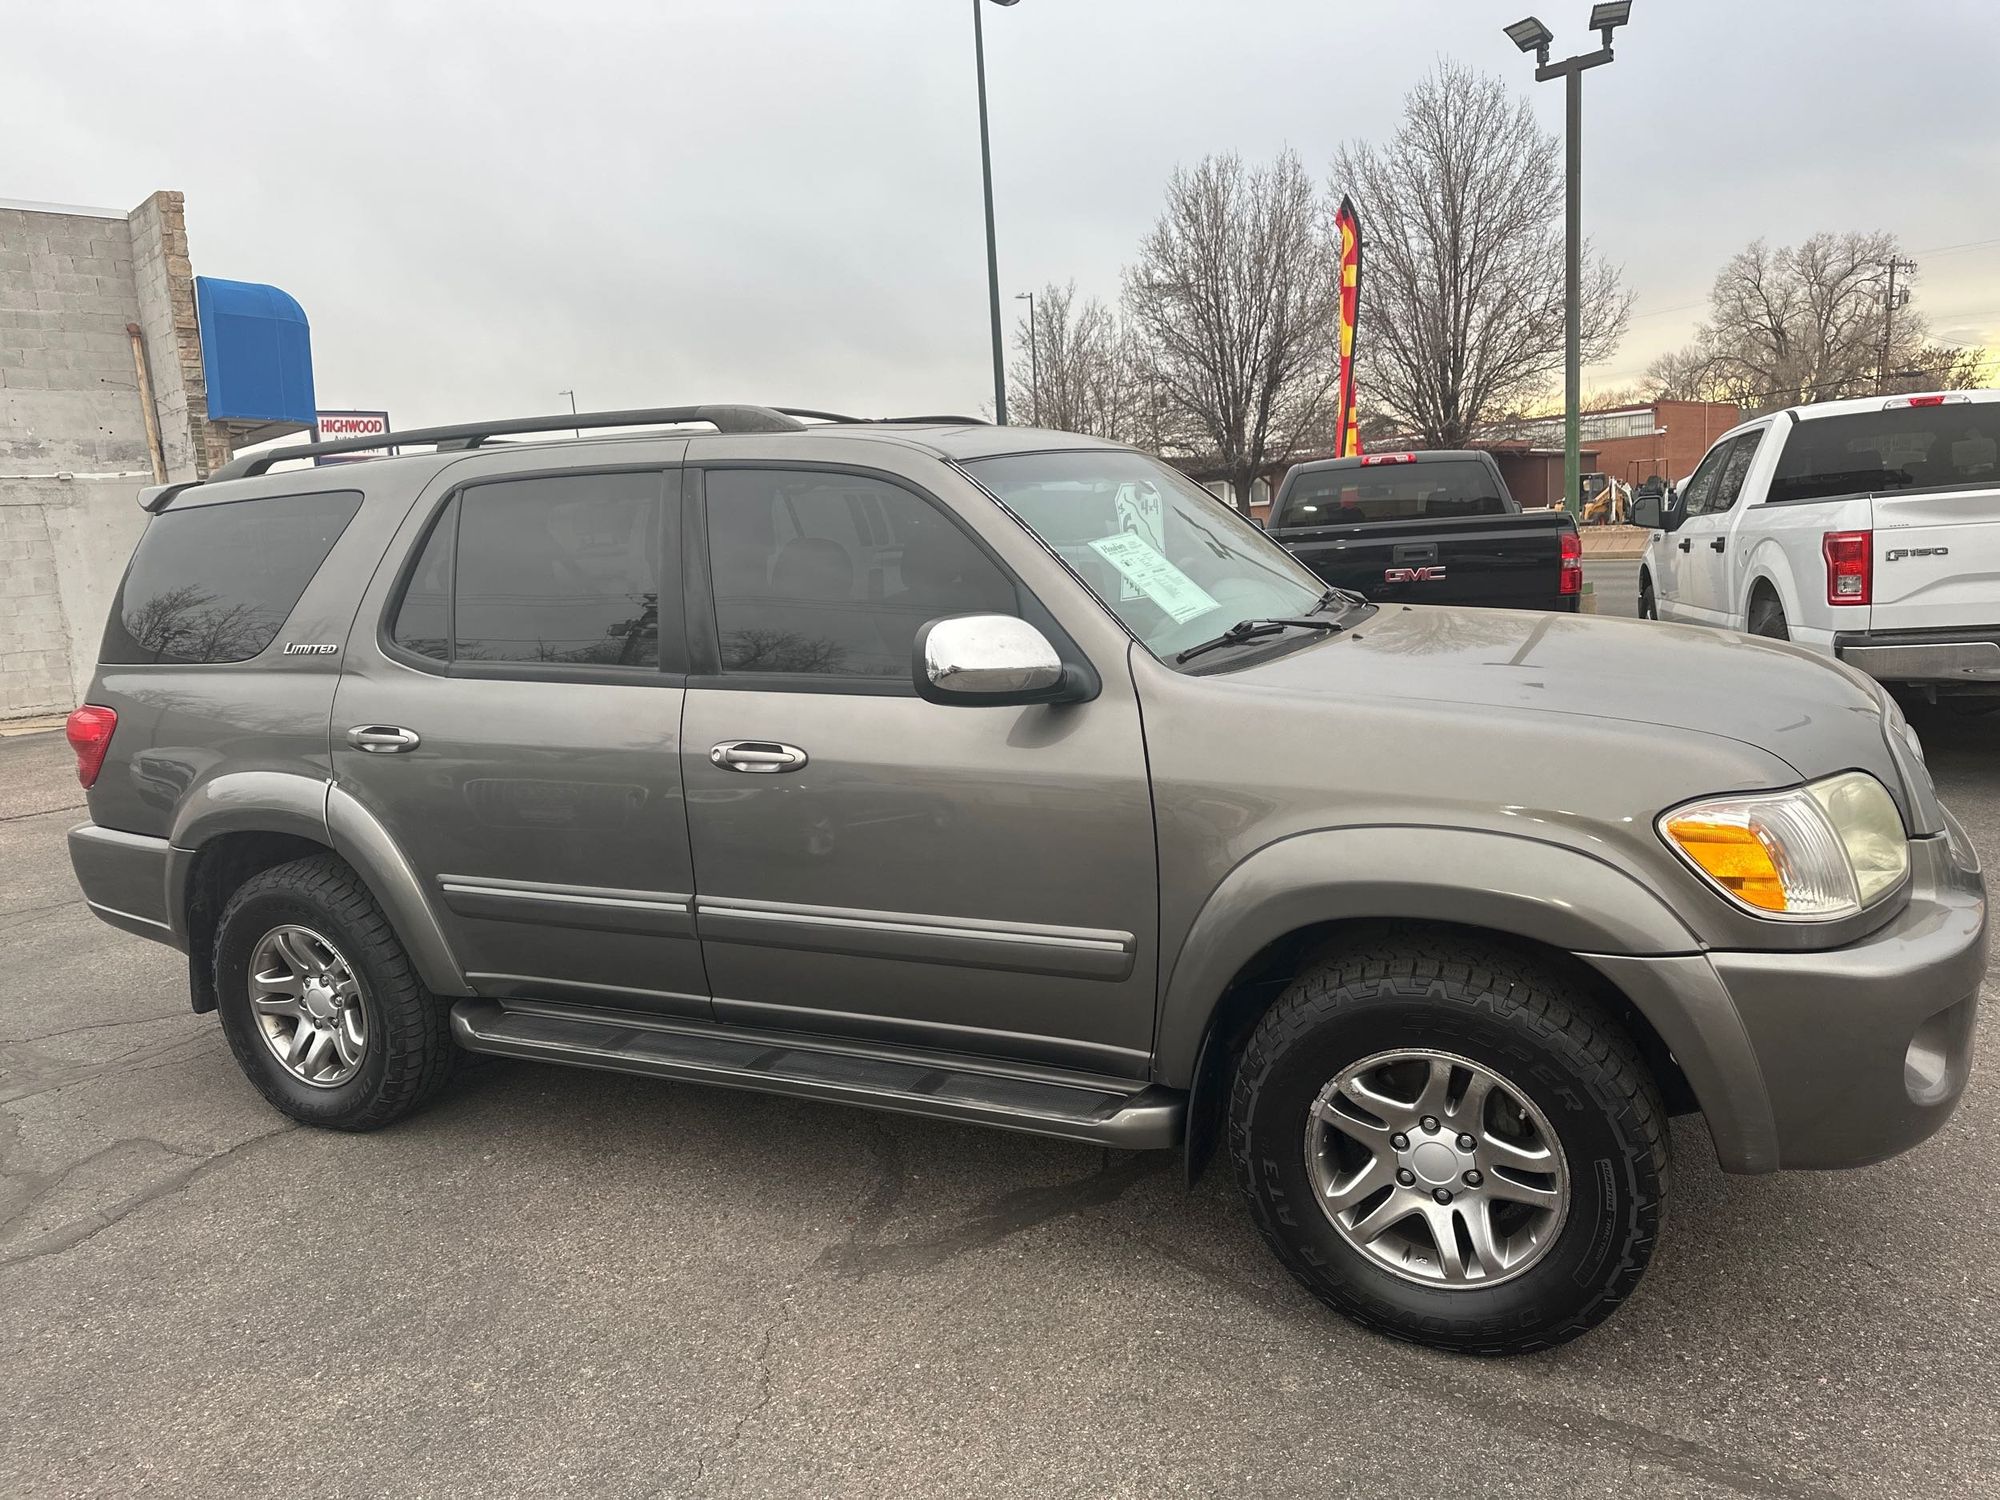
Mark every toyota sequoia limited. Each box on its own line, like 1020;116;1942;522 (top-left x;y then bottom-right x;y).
65;406;1986;1354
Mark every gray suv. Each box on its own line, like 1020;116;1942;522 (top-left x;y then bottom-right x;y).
65;405;1986;1354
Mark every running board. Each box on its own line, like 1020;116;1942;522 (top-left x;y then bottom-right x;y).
450;999;1184;1149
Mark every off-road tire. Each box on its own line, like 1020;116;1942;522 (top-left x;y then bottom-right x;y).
214;854;456;1130
1228;932;1667;1355
1638;570;1657;620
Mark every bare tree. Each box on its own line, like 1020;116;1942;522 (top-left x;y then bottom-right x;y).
1648;233;1990;411
1122;150;1339;508
1010;282;1126;436
1334;62;1630;447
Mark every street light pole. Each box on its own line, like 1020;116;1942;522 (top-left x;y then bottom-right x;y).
1506;4;1630;517
559;388;579;439
973;0;1018;425
1015;290;1038;424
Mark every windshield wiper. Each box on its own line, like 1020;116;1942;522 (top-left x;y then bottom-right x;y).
1175;615;1345;664
1314;585;1370;613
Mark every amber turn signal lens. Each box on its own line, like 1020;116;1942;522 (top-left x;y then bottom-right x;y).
1662;816;1788;912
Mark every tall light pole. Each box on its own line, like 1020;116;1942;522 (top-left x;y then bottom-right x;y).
973;0;1019;424
1015;290;1038;424
1506;3;1631;516
558;388;579;438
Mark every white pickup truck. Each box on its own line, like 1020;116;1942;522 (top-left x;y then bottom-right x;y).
1635;390;2000;706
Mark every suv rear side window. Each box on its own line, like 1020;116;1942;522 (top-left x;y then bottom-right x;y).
704;469;1017;680
390;472;668;670
102;490;362;664
1770;403;2000;504
1273;460;1506;528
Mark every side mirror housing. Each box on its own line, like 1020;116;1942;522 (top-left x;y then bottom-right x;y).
1629;491;1662;530
914;614;1086;707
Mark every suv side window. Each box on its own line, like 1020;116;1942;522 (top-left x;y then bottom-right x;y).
103;490;363;664
389;471;669;671
1679;440;1732;517
704;469;1018;681
1708;430;1763;514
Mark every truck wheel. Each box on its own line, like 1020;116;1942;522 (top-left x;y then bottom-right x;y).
1748;594;1788;640
213;854;457;1131
1638;571;1657;620
1228;934;1666;1354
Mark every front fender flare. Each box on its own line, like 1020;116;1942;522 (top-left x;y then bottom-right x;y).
1155;825;1701;1085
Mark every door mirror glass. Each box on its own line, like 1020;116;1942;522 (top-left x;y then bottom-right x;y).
1628;492;1660;530
916;614;1073;705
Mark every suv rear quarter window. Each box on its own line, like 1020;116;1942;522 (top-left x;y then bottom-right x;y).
102;490;363;664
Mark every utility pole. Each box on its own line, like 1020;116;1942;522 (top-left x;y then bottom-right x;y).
1506;5;1631;517
1877;256;1916;393
1015;291;1038;424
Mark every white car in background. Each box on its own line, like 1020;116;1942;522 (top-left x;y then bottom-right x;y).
1635;390;2000;708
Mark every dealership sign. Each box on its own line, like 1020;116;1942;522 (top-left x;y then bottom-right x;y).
313;410;395;465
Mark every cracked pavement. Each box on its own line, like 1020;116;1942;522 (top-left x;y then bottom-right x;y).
2;718;1996;1499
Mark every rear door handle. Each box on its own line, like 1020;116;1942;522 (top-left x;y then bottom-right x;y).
1710;537;1727;552
1677;538;1692;553
709;740;808;774
347;724;421;753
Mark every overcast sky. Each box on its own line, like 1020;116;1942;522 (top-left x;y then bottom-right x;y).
7;0;1999;428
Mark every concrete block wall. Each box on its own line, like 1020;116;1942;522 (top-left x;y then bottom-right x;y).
0;194;210;717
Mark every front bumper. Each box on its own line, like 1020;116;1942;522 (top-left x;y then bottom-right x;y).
1710;810;1986;1170
1836;626;2000;688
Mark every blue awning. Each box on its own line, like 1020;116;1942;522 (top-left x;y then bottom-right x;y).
195;276;316;426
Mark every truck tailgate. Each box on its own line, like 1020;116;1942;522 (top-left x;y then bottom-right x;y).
1869;487;2000;630
1272;512;1574;609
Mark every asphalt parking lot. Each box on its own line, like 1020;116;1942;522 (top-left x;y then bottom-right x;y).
3;669;1996;1499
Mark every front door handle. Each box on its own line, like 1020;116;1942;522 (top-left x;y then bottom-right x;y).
1710;537;1727;552
1677;538;1692;553
347;724;421;753
709;740;809;774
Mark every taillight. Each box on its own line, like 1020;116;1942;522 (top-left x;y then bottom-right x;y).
1823;530;1872;606
65;704;118;788
1559;527;1582;595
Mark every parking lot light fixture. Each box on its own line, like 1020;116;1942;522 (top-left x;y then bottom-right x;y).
1504;5;1631;517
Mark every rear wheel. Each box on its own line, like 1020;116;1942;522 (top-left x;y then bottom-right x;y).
1748;592;1788;640
1228;934;1666;1354
214;855;457;1131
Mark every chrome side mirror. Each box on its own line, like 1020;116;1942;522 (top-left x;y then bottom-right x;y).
914;614;1078;706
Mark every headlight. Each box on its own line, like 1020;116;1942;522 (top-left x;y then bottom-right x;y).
1660;771;1909;919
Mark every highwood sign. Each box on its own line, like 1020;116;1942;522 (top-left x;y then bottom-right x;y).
313;410;395;465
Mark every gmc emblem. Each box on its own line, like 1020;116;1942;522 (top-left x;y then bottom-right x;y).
1383;565;1447;584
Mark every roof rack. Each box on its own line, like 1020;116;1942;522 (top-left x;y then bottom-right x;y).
148;404;997;510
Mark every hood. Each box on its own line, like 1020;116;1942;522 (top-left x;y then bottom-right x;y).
1225;603;1893;780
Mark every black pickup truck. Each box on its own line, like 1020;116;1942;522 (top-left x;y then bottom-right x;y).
1265;450;1581;612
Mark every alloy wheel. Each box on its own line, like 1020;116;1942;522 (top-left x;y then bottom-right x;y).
1304;1049;1569;1288
248;923;368;1088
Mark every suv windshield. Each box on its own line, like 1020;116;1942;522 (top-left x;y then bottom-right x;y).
963;450;1328;661
1272;460;1506;528
1770;402;2000;504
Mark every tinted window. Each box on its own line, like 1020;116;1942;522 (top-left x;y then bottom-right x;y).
1770;403;2000;504
1707;431;1763;514
449;473;663;667
1272;460;1507;528
706;470;1016;679
389;498;454;661
103;491;362;664
1678;441;1730;516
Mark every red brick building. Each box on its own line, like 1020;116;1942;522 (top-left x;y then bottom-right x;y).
1480;401;1741;489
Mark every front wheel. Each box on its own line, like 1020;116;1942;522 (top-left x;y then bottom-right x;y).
1638;570;1657;620
1228;935;1667;1354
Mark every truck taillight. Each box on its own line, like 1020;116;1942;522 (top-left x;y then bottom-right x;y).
65;704;118;788
1823;530;1872;606
1559;527;1582;595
